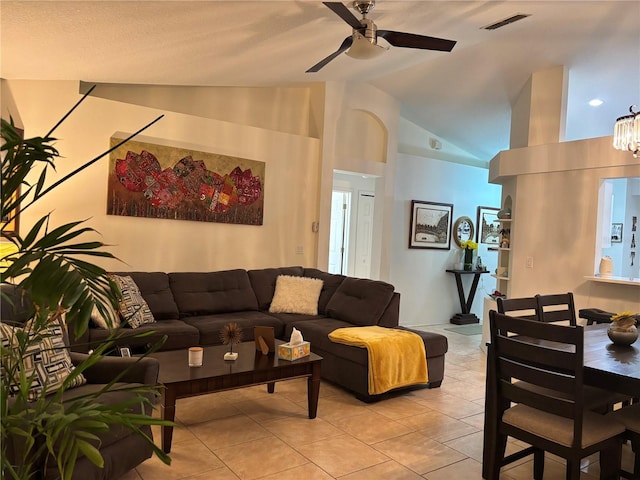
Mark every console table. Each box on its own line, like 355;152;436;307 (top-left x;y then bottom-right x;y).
445;269;489;324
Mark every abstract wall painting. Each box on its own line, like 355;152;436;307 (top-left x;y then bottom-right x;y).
1;188;19;238
107;137;264;225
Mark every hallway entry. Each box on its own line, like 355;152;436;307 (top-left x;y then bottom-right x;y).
328;171;376;278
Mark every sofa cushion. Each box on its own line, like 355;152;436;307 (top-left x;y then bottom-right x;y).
396;326;449;358
1;322;87;401
304;269;346;315
268;313;327;334
111;275;156;329
87;320;200;352
0;284;33;325
326;277;395;326
117;272;180;321
247;267;304;310
182;311;284;345
269;275;323;315
288;318;367;365
169;270;259;316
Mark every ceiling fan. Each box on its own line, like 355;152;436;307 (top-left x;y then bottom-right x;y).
306;1;456;73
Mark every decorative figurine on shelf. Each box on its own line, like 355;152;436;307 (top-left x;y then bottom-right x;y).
476;256;486;271
460;240;478;271
499;228;511;248
497;208;511;219
221;322;243;360
607;311;638;346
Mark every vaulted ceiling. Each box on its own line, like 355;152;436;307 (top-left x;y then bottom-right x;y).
1;1;638;160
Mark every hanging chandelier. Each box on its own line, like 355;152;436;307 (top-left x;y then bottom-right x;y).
613;105;639;157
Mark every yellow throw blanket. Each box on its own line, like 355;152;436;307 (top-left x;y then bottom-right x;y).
328;326;428;395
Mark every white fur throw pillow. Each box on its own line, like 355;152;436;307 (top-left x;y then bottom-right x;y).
269;275;323;315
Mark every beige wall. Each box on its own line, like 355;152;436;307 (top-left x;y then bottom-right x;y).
317;81;400;280
81;82;316;138
3;79;407;283
4;80;321;273
490;136;640;315
398;117;486;168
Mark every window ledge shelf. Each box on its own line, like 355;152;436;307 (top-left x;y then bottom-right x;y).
584;275;640;286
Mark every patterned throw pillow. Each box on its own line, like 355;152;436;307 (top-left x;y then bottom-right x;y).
90;301;121;330
110;275;155;329
269;275;324;315
0;322;87;401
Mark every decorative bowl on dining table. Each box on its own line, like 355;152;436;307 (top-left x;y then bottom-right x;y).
607;311;638;346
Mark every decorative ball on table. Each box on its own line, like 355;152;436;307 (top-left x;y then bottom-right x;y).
607;311;638;346
221;322;243;360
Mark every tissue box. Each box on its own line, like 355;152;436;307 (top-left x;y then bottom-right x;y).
278;341;310;361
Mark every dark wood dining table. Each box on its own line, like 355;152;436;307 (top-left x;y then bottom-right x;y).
582;323;639;397
481;323;639;479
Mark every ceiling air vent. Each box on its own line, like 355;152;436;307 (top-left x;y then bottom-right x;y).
482;13;531;30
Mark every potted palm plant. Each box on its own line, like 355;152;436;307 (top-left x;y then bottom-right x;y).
1;87;171;479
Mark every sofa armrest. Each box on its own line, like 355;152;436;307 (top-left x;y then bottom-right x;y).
70;352;160;386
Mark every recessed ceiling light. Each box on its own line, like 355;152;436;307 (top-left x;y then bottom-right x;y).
589;99;604;107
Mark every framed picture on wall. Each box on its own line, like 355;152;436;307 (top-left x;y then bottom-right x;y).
1;187;20;238
476;206;500;245
1;127;22;238
611;223;623;243
409;200;453;250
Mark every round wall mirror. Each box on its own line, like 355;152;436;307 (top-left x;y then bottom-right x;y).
453;216;475;248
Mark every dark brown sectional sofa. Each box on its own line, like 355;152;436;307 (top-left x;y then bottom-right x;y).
71;266;448;402
0;283;160;480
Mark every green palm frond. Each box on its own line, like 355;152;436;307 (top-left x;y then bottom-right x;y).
1;87;169;479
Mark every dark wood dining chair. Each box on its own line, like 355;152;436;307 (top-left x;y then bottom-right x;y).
608;404;640;479
496;296;539;320
536;293;632;411
486;310;625;480
535;292;577;325
497;295;626;413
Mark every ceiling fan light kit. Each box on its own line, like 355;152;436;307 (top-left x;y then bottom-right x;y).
613;105;639;158
345;33;387;59
307;1;456;72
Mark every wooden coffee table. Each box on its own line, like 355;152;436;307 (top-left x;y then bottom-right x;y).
149;340;322;453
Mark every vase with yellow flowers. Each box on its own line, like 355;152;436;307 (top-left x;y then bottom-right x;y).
460;240;478;271
608;311;638;346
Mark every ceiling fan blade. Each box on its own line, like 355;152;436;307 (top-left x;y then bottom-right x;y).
306;36;353;73
323;2;363;30
377;30;456;52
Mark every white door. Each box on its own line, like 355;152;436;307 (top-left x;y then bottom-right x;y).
354;191;374;278
328;191;351;274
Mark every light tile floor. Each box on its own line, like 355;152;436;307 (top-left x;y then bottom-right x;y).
121;323;635;479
